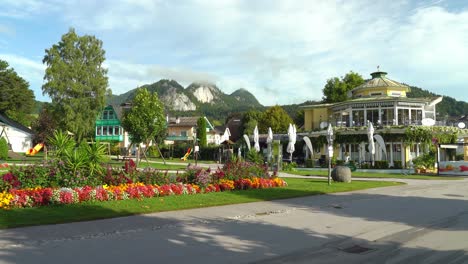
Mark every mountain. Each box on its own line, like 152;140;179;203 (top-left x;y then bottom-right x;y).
230;88;262;106
108;80;197;111
107;79;263;121
406;85;468;120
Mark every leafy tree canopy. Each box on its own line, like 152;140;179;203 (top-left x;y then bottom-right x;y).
31;103;57;144
242;106;294;135
259;105;294;133
0;59;35;126
42;28;109;143
121;88;165;146
242;110;263;135
322;71;364;103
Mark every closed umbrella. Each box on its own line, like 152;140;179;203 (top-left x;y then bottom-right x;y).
253;125;260;152
367;121;375;166
286;124;297;161
267;127;273;163
267;127;273;144
243;134;251;151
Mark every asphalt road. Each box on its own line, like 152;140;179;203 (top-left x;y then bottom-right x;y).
1;177;467;264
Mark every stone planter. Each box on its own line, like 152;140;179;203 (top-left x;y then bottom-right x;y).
331;166;352;183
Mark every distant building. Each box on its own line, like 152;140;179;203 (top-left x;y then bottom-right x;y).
95;105;130;147
165;116;214;144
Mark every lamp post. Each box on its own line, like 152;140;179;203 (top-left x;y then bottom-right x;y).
326;124;334;185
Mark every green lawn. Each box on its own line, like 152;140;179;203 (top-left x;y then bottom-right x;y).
138;161;188;170
146;157;218;164
284;169;462;180
0;178;402;229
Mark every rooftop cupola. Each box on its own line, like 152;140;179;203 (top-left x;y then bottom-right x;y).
349;67;410;99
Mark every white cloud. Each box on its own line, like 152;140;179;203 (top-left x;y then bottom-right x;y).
0;0;58;18
2;0;468;104
106;60;219;94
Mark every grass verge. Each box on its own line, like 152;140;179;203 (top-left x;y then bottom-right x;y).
284;169;462;180
0;178;402;229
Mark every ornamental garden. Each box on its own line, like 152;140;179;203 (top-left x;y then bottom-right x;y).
0;131;286;210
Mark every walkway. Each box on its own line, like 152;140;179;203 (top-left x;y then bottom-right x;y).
1;177;467;263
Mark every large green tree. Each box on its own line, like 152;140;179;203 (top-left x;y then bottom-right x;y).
42;28;109;143
196;117;207;148
0;59;35;126
259;105;293;133
242;110;263;135
121;88;165;162
322;71;364;103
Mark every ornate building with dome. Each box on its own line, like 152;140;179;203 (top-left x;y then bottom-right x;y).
301;70;447;169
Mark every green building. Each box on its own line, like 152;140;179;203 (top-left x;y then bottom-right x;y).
95;105;129;147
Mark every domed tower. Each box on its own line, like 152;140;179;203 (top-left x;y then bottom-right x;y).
348;70;410;99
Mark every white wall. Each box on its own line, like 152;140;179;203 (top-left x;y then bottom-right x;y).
3;126;33;152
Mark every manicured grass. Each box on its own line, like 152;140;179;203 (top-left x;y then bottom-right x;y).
106;160;188;170
147;157;218;164
139;161;190;170
0;178;402;229
284;169;462;180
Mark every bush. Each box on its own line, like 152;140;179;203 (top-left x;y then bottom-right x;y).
147;145;161;158
0;137;8;160
282;162;297;171
246;149;263;164
392;161;402;169
373;161;388;169
219;160;270;181
305;159;315;168
412;153;435;169
110;143;121;155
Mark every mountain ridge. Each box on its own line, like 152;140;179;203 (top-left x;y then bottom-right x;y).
104;80;467;123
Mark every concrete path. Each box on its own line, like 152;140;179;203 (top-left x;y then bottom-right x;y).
1;177;468;263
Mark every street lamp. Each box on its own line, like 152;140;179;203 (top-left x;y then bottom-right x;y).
326;123;334;185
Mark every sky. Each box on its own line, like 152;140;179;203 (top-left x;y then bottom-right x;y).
0;0;467;106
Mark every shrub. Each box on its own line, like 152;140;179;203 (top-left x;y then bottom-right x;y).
0;137;8;160
392;161;402;169
147;145;161;158
373;161;389;169
246;149;263;164
305;159;315;168
282;162;297;172
336;159;345;166
412;153;435;169
220;160;270;181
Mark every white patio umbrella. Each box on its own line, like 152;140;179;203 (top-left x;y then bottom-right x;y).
243;134;251;151
303;136;314;158
286;124;297;161
267;127;273;144
267;127;273;162
253;125;260;152
367;121;375;166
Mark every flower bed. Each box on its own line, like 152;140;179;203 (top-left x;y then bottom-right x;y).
0;177;287;209
0;159;288;210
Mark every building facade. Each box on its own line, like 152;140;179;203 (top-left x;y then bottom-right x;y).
302;71;446;168
95;105;130;147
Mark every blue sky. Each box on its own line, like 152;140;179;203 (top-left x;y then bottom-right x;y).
1;0;467;105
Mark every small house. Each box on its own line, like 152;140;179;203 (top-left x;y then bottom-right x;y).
0;113;33;153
